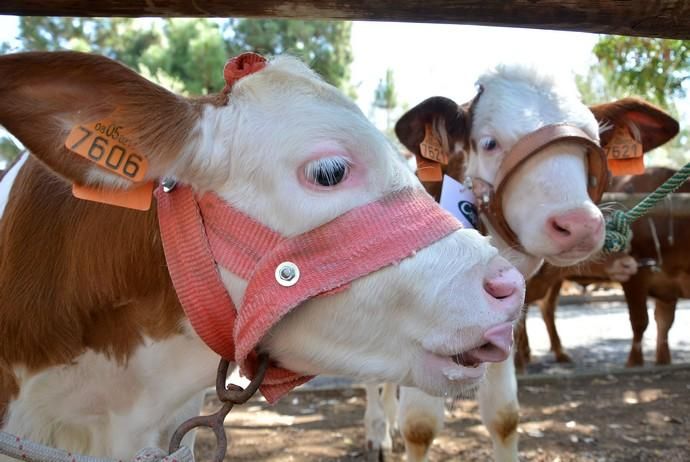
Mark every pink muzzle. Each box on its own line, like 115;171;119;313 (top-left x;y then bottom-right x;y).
156;184;461;402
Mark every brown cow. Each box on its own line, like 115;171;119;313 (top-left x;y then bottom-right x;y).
518;167;690;369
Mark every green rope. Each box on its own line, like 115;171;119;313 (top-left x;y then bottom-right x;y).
603;162;690;254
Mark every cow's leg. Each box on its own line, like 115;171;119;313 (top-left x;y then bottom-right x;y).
513;310;530;373
479;355;519;462
381;383;398;439
539;280;571;363
364;384;393;459
398;387;444;462
623;278;649;367
654;298;676;365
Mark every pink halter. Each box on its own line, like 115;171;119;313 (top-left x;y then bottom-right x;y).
156;185;461;402
154;52;462;402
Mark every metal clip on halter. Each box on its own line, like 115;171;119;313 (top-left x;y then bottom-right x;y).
168;353;269;462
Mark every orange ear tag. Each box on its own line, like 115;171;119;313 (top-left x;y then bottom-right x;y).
416;154;443;182
65;118;153;210
65;119;148;183
72;182;154;211
604;126;644;176
416;124;448;183
419;124;449;165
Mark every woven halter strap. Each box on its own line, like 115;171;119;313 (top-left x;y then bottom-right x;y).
473;124;608;250
156;185;461;403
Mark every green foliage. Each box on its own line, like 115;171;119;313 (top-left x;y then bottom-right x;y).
372;68;399;133
374;68;397;110
1;16;354;153
4;17;353;95
578;36;690;168
227;19;353;91
0;135;21;164
592;36;689;107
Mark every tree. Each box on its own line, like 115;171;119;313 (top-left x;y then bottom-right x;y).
592;36;689;107
0;17;354;161
373;68;398;131
577;36;690;168
227;19;353;92
5;17;353;95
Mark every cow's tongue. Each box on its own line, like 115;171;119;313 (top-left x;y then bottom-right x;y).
452;322;514;366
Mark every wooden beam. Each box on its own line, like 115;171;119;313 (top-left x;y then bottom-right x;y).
1;1;690;40
601;193;690;217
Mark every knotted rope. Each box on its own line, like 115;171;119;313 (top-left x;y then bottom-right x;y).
0;433;193;462
603;162;690;254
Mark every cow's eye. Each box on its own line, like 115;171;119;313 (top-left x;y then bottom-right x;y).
304;157;350;187
480;136;498;152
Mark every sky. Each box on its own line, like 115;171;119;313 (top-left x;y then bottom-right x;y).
350;21;599;116
0;16;686;132
0;16;598;112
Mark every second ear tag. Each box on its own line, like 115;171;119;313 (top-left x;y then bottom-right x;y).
604;126;644;176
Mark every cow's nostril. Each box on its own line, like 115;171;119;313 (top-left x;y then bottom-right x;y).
549;218;571;236
484;279;516;300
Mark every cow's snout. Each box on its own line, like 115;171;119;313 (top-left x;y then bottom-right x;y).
483;256;524;318
546;208;604;253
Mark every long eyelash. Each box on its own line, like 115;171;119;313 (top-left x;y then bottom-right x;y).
305;157;350;184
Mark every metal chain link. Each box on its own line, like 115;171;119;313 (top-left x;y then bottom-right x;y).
0;355;269;462
168;354;269;462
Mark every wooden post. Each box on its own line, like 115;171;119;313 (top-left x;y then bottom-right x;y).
1;1;689;39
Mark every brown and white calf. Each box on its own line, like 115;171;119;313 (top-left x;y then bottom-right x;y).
0;52;526;460
520;166;687;370
365;66;678;461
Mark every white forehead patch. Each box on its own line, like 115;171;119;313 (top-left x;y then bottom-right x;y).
473;63;599;144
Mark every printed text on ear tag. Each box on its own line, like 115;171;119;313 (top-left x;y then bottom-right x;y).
419;124;449;165
65;119;148;182
604;126;644;176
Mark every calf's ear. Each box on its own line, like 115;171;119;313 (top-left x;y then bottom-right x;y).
590;98;679;153
395;96;469;157
0;51;200;186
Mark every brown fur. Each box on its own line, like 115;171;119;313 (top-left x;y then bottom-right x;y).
0;52;200;185
0;158;185;405
0;51;223;423
401;412;438;460
491;405;520;443
519;167;690;368
590;98;679;153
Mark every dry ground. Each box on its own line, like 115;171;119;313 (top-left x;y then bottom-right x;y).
195;367;690;462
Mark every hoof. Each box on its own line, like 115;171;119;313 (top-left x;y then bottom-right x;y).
626;354;644;368
656;347;671;365
554;351;572;363
365;444;390;462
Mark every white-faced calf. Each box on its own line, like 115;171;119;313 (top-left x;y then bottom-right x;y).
366;64;678;462
0;51;525;460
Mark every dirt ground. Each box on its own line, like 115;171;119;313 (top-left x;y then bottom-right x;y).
195;366;690;462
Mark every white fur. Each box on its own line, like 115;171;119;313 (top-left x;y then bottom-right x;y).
2;326;217;462
368;63;609;461
3;56;523;460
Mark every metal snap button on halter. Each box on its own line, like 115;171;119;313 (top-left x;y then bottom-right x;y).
275;261;300;287
161;177;177;193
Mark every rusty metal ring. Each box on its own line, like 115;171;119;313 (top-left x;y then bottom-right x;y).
168;354;270;462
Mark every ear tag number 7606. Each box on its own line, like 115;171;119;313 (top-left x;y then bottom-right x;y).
65;120;148;183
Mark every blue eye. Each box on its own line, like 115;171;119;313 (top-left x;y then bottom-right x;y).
305;157;350;187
